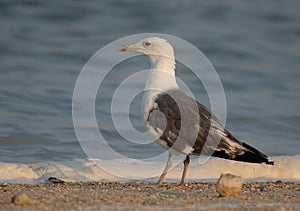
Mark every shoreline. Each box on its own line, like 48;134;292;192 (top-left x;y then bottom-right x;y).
0;181;299;210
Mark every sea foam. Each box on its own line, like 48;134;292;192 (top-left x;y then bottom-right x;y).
0;155;299;184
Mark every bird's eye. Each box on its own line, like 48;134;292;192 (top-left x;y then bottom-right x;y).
144;42;151;47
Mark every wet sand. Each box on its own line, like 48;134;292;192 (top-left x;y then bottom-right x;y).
0;181;299;210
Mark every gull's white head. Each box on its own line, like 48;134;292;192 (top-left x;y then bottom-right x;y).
118;37;175;72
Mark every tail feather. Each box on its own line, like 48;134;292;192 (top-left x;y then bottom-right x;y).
212;142;274;165
241;142;274;165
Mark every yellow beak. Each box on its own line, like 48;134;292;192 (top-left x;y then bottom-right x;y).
117;45;129;52
117;44;141;52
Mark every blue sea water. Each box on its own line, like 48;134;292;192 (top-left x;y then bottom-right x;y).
0;1;299;182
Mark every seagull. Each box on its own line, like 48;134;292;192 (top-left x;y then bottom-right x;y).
118;37;274;185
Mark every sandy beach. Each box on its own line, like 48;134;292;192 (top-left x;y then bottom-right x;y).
0;181;299;210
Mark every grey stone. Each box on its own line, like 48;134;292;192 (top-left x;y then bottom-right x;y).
216;173;243;197
12;193;36;206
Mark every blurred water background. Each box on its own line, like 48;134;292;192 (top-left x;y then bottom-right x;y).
0;0;299;182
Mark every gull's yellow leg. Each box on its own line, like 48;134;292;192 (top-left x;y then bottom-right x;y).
158;153;172;185
180;155;190;185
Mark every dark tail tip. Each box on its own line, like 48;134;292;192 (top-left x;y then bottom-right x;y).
240;142;275;165
265;160;275;165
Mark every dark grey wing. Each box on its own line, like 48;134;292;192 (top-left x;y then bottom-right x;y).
147;89;274;165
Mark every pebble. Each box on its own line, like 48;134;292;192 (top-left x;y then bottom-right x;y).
216;173;243;197
0;183;8;187
48;177;65;184
12;193;36;206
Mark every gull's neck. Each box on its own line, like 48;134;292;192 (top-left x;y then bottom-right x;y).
149;56;176;73
143;57;178;119
145;57;178;92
